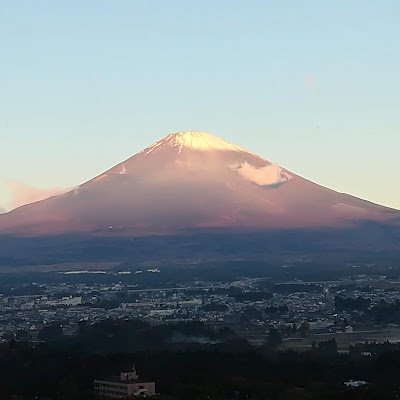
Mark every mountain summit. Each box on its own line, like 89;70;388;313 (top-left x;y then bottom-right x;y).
143;131;253;154
0;131;398;236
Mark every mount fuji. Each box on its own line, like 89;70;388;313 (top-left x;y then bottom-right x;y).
0;131;399;265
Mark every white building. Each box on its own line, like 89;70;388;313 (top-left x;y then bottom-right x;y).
94;365;156;398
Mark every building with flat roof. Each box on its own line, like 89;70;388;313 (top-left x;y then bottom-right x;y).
94;365;156;398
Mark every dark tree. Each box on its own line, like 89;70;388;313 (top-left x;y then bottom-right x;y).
267;327;283;349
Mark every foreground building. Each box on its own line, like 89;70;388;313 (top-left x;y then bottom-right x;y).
94;366;156;398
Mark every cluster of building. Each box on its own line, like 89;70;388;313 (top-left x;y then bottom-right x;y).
1;270;400;344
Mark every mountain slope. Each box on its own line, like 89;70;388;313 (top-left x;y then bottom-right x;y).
0;131;398;236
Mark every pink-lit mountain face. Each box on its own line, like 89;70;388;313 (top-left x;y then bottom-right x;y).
0;131;398;236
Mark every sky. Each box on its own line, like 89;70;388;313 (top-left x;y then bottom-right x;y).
0;1;399;211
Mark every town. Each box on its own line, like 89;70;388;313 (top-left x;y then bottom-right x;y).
2;264;400;350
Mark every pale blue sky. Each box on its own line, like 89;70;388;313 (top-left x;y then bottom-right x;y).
0;1;399;211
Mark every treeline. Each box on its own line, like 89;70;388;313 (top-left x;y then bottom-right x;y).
37;319;235;353
335;296;400;325
3;336;400;399
335;296;371;312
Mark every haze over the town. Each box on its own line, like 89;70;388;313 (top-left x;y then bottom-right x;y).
1;1;399;211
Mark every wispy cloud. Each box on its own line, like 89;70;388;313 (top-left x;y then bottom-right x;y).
5;180;69;211
231;162;292;186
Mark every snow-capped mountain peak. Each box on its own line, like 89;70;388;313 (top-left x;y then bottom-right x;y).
143;131;254;155
168;131;248;152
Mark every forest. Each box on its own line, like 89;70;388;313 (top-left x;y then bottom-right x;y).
2;319;400;400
